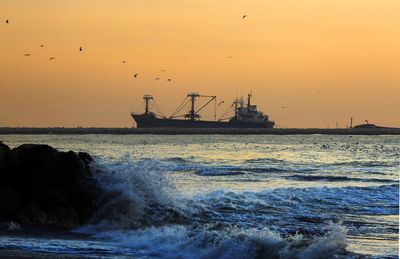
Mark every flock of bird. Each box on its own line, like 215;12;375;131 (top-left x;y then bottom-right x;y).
4;14;328;111
4;15;249;86
23;45;82;61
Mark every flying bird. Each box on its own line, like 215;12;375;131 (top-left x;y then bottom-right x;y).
122;60;127;64
167;78;172;82
154;77;160;81
24;53;31;56
6;20;9;24
133;73;138;78
218;101;224;106
79;47;83;52
49;57;55;61
281;106;286;109
242;15;247;19
40;44;45;47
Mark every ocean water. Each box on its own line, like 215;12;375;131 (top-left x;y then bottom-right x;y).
0;134;399;258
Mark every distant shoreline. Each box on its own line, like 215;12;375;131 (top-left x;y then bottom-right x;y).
1;127;399;135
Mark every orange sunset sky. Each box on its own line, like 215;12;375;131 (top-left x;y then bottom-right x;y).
0;0;399;128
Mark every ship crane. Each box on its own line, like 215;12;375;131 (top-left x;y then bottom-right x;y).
140;95;167;119
169;93;217;121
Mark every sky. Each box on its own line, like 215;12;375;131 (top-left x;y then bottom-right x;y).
0;0;399;128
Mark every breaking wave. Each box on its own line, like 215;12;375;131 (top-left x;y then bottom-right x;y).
72;158;388;258
85;159;190;230
91;223;350;259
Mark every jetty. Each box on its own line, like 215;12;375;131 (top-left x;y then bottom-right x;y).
0;127;399;135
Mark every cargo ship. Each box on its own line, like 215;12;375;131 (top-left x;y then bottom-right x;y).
131;92;275;128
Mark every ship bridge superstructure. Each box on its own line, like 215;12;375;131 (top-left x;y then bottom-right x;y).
232;93;272;124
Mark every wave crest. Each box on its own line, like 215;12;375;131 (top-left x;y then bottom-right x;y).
86;159;189;230
90;223;349;259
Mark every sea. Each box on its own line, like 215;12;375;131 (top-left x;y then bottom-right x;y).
0;134;399;258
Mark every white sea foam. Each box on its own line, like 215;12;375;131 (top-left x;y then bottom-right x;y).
89;223;349;259
83;157;190;230
73;158;354;258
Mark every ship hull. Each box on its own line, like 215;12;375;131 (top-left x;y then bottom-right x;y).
131;114;274;128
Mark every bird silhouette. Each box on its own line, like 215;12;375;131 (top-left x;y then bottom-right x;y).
24;53;31;56
6;20;9;24
40;44;45;47
133;73;138;78
122;60;127;64
154;78;160;81
167;78;172;82
281;106;286;109
49;57;55;61
242;15;247;19
79;47;83;51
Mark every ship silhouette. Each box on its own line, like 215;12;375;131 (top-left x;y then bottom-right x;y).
131;92;275;128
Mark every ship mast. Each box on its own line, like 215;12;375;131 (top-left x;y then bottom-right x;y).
143;95;153;115
247;92;252;111
187;93;200;121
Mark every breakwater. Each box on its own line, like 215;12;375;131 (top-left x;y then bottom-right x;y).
0;127;399;135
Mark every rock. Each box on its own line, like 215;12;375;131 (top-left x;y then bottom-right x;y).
0;187;20;216
78;152;93;170
0;143;99;228
0;142;10;169
30;185;69;205
58;151;90;180
9;144;60;170
4;144;60;185
57;151;98;222
17;204;47;225
45;206;80;227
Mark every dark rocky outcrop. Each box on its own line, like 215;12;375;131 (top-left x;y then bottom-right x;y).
0;143;99;228
0;142;10;170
